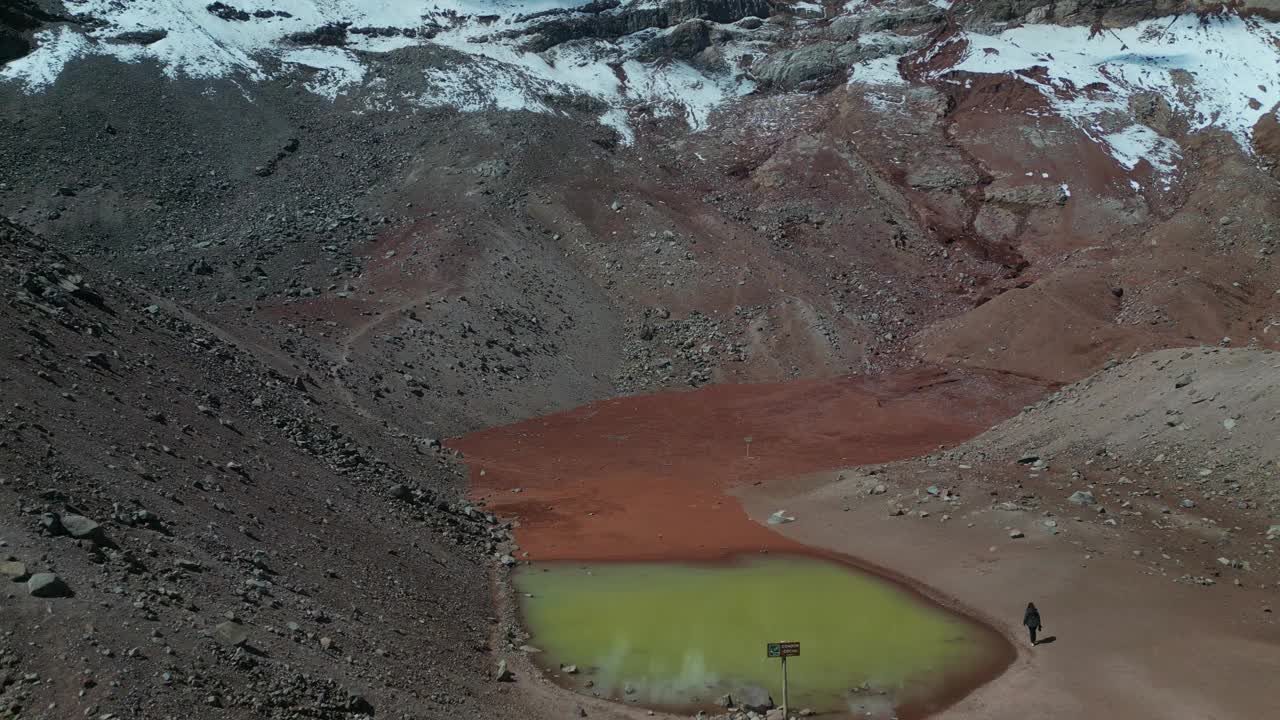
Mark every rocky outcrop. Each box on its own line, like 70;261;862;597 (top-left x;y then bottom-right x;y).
635;19;714;62
753;42;864;90
828;4;947;38
518;0;770;52
753;36;920;90
0;0;64;64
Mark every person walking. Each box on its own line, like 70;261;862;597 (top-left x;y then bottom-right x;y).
1024;602;1043;645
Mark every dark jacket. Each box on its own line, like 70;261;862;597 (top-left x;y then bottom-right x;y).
1024;605;1042;629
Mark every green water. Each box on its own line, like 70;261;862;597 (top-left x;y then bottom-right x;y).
516;555;996;713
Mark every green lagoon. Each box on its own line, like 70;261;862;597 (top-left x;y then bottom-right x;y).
516;554;1002;713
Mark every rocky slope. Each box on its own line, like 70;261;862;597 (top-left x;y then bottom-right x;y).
2;0;1280;718
965;346;1280;516
0;217;528;719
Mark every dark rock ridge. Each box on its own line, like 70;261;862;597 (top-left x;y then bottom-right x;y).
516;0;772;52
753;36;922;90
0;0;66;64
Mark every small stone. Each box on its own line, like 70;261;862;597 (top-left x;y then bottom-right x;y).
1180;498;1196;509
870;483;887;495
1009;529;1025;539
495;659;514;682
27;573;71;598
561;664;578;674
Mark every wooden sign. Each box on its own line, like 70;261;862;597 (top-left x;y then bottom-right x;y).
766;641;800;658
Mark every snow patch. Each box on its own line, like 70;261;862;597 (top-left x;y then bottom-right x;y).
0;0;758;142
0;27;89;91
943;14;1280;170
848;55;906;86
283;48;366;100
1102;124;1180;174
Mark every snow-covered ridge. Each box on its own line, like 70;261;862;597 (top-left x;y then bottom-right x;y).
929;14;1280;172
0;0;767;143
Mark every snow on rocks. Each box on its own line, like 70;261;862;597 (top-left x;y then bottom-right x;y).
929;14;1280;173
0;0;764;143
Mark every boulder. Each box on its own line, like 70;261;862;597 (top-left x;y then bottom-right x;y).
735;685;774;711
346;692;374;714
0;560;28;580
1067;490;1096;506
213;621;249;647
753;41;869;90
636;20;712;62
27;573;71;598
60;514;106;544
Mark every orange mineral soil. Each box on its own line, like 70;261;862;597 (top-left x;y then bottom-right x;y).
451;367;1048;562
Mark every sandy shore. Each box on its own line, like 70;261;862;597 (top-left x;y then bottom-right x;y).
739;471;1280;720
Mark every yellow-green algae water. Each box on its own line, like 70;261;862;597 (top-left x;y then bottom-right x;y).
516;555;1001;714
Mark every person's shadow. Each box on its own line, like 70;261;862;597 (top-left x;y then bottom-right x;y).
1034;636;1058;645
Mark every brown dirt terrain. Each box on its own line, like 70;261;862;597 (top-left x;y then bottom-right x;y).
454;367;1047;561
740;347;1280;720
0;218;532;719
3;3;1280;719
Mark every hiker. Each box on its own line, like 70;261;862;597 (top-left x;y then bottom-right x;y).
1024;602;1043;645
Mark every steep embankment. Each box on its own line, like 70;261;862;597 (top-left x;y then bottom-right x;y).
0;218;525;719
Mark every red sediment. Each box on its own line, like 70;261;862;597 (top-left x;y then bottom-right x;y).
451;367;1048;562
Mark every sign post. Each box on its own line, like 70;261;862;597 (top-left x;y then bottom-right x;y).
766;641;800;716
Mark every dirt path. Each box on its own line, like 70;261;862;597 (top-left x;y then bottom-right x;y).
331;291;439;422
739;473;1280;720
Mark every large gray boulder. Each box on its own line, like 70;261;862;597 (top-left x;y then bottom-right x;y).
27;573;71;598
753;42;865;90
60;514;107;544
